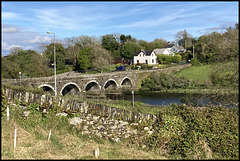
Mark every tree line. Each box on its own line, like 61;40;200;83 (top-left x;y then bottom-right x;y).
1;23;238;79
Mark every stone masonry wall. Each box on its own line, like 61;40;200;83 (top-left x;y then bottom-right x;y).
3;88;157;145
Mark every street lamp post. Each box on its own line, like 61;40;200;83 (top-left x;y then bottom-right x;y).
19;71;21;82
193;45;195;58
47;31;57;96
132;90;134;109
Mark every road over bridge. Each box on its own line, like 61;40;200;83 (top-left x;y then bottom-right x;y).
2;64;190;96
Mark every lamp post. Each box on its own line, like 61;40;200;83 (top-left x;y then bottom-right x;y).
132;90;134;109
19;71;21;82
47;31;57;96
193;41;195;59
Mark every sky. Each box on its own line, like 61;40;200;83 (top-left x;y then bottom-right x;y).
1;1;239;56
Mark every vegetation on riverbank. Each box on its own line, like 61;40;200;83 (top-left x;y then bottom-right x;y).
140;61;238;94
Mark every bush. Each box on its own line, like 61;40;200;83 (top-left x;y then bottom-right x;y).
141;72;197;90
157;54;182;64
190;58;201;66
172;55;182;63
139;64;149;69
210;61;238;88
143;104;239;159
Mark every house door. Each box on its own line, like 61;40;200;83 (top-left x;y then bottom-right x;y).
145;60;148;64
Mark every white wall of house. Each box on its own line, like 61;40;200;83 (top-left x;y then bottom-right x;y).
133;51;157;65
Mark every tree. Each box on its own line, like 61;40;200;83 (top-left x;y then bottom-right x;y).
120;34;132;44
216;24;239;62
89;45;113;73
75;35;100;48
2;49;50;78
175;29;193;49
44;43;66;71
76;47;91;71
101;34;119;54
138;40;149;50
65;45;80;67
1;56;20;79
121;41;142;59
10;46;23;56
193;23;239;63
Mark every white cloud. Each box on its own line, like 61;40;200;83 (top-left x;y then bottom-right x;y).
2;12;21;19
2;42;22;51
115;9;185;29
2;26;18;33
29;36;51;43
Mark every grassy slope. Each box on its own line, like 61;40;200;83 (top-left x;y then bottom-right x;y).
1;106;166;160
174;64;213;84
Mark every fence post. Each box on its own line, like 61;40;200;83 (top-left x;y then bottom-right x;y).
48;128;52;141
14;126;17;148
7;106;9;121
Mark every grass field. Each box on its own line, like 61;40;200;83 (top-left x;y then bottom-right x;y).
174;64;213;84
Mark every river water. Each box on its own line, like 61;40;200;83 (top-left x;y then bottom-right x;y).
122;93;239;108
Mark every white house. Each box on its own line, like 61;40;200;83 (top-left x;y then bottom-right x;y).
133;49;157;65
153;48;175;55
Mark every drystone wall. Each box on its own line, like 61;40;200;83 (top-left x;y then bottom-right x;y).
3;88;157;145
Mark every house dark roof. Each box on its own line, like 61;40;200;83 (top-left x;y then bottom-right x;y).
134;50;154;56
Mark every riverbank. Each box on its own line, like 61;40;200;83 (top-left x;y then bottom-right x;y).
133;88;238;95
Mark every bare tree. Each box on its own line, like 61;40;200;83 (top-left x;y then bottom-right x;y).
175;29;193;49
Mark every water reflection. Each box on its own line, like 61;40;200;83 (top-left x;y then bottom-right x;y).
123;93;239;108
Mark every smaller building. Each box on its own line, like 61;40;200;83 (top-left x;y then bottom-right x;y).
169;45;186;53
133;49;157;65
153;48;175;55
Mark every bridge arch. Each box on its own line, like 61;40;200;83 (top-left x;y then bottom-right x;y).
84;80;101;92
38;84;55;95
120;77;133;88
60;82;81;96
103;79;119;90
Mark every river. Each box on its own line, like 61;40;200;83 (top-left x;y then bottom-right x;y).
122;93;239;108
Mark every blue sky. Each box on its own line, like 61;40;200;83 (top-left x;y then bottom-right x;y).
1;1;239;56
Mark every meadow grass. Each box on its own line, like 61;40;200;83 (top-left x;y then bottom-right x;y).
175;64;213;84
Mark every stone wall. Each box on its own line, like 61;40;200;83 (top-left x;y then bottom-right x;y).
3;88;157;145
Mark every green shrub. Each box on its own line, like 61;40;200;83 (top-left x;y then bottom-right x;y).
144;104;239;159
157;54;182;64
210;61;238;88
172;55;182;63
190;58;201;66
139;64;148;69
141;72;198;90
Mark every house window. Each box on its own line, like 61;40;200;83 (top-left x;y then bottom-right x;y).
140;54;141;57
145;60;148;64
152;59;154;63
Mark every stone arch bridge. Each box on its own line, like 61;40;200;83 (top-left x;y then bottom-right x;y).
14;71;139;96
2;64;190;96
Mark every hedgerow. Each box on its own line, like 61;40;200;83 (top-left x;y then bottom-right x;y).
143;104;239;159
